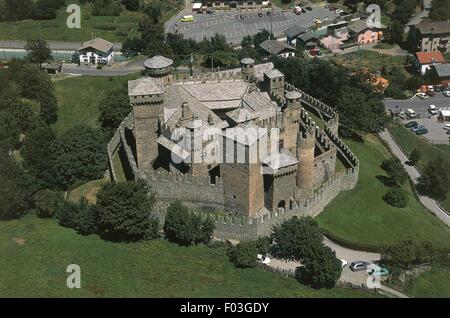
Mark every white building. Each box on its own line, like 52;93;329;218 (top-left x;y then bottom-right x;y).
77;38;115;66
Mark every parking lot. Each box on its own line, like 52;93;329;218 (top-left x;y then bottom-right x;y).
384;94;450;144
166;7;337;44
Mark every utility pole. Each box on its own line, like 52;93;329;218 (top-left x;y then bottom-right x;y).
271;7;273;37
211;52;214;72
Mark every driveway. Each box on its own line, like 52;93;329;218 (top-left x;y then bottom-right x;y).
379;129;450;227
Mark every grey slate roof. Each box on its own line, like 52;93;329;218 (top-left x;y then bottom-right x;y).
144;55;174;69
298;32;319;42
434;64;450;78
128;77;165;96
78;38;113;53
262;149;298;170
259;39;296;55
241;57;255;65
416;21;450;35
284;25;308;38
285;90;302;100
264;68;284;79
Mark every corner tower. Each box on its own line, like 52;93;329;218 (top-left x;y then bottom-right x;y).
295;124;315;201
241;57;255;82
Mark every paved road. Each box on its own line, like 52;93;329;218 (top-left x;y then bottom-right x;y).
323;237;381;262
0;40;122;51
379;129;450;227
384;95;450;118
167;7;337;44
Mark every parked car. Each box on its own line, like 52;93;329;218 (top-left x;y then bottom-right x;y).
368;265;389;277
305;6;313;11
417;92;429;99
406;108;417;118
427;90;436;97
405;121;418;129
266;11;271;16
313;18;322;24
443;90;450;97
258;12;263;17
415;127;428;135
350;261;369;272
257;254;270;265
411;124;425;132
429;104;438;115
340;259;348;268
335;9;344;14
444;124;450;131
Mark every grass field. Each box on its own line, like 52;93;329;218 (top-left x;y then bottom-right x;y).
389;123;450;212
53;74;138;133
0;2;143;43
317;134;450;251
0;215;380;298
68;179;107;204
403;266;450;298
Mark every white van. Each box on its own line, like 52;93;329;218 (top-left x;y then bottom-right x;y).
407;109;417;118
429;105;437;115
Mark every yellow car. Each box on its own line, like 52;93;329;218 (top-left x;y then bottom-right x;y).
181;15;194;22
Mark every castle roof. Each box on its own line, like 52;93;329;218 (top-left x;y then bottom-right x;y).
264;68;284;79
128;77;165;96
285;90;302;100
144;55;174;69
241;57;255;65
262;149;298;170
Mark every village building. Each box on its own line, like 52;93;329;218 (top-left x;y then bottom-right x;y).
77;38;115;66
414;51;446;75
410;20;450;53
347;20;384;45
258;40;297;58
432;64;450;87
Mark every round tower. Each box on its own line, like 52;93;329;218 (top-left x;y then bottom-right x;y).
144;55;174;83
240;57;255;82
296;126;315;194
285;90;302;109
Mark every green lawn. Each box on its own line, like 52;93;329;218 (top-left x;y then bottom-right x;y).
68;179;107;204
0;2;143;42
389;123;450;212
403;266;450;298
317;134;450;251
53;74;138;133
0;215;379;298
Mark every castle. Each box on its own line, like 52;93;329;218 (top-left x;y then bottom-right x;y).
108;55;359;240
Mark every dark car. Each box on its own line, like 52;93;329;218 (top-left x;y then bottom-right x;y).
415;127;428;135
258;13;263;18
405;121;418;129
240;15;244;19
305;6;313;11
427;90;436;97
266;11;271;16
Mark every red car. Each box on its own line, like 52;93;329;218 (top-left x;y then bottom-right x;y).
426;90;436;97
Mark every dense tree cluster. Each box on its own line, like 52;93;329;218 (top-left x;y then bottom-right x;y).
227;241;259;268
0;0;65;21
163;201;215;246
429;0;450;22
98;87;132;136
380;158;409;208
273;57;388;137
417;157;450;202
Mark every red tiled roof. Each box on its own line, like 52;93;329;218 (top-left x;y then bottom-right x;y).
416;51;445;65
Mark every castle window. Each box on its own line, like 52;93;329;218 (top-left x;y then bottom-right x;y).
279;139;284;151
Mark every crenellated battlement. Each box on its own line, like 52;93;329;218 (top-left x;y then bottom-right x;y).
171;70;243;84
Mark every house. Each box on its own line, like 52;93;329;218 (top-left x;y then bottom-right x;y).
432;64;450;86
414;51;446;75
348;20;384;45
297;32;320;50
320;28;349;53
284;25;308;46
410;20;450;53
258;40;297;58
42;62;62;74
77;38;115;66
438;108;450;122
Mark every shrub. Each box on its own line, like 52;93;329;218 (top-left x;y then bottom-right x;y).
417;157;450;202
95;180;160;241
227;241;258;268
33;189;63;218
409;148;422;165
383;187;408;208
56;198;96;235
163;201;215;246
381;158;408;186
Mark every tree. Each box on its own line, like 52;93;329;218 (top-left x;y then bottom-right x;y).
95;180;160;241
50;126;108;190
417;157;450;202
25;39;53;66
409;148;422;165
163;201;194;245
297;242;342;289
122;0;140;11
253;29;274;48
227;241;258;268
381;158;408;186
383;187;408;208
383;239;443;270
0;111;21;152
98;88;131;134
57;197;96;235
163;201;215;245
38;91;58;125
429;0;450;21
33;189;63;218
21;125;56;187
270;216;323;262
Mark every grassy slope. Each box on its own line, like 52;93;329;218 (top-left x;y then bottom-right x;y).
0;215;378;298
68;179;107;204
316;134;450;250
403;266;450;298
0;2;143;42
53;74;137;133
389;124;450;211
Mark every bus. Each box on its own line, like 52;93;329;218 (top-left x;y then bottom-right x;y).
181;15;194;22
